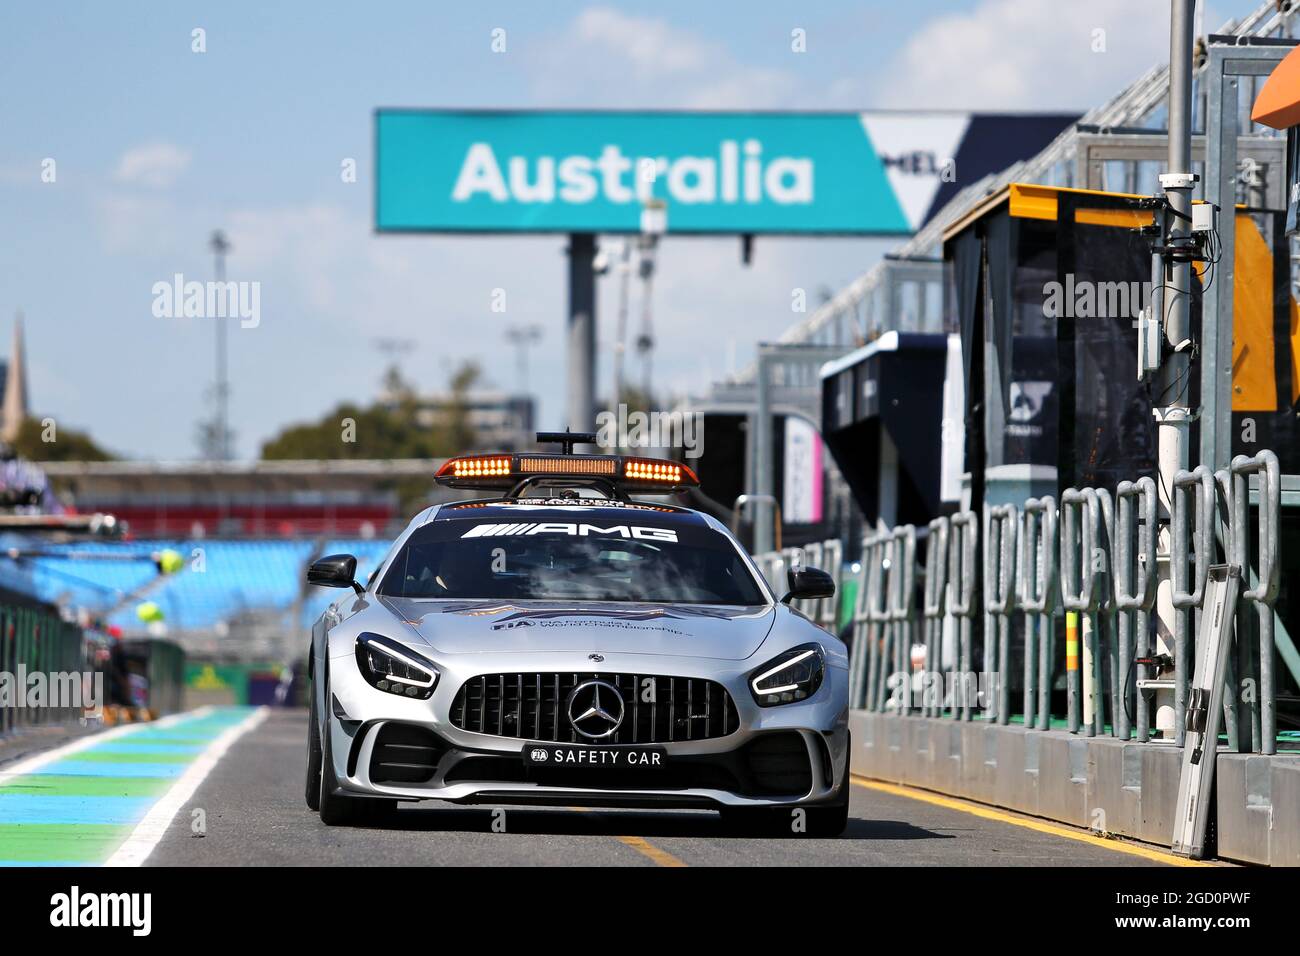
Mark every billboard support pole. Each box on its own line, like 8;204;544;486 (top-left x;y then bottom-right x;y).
566;233;597;440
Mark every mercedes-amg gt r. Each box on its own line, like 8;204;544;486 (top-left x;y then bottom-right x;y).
304;433;850;835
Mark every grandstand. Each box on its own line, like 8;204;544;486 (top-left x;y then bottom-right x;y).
39;458;443;538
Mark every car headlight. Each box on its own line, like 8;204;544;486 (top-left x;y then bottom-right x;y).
749;643;825;707
355;633;438;700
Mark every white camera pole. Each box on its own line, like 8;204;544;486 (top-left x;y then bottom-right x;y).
1151;0;1197;739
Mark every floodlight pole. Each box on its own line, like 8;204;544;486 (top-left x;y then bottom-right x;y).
566;233;597;445
209;230;232;462
1152;0;1196;738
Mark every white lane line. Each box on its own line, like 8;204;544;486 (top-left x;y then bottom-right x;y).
0;706;213;783
104;707;269;867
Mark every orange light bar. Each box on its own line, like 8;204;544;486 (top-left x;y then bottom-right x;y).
435;451;697;492
520;456;615;476
437;455;512;480
623;457;697;485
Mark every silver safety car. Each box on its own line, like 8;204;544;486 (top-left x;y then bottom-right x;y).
304;433;850;835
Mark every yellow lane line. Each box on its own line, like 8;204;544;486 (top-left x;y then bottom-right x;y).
851;776;1213;868
616;834;688;867
566;807;688;867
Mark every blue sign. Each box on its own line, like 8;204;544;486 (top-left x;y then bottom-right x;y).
374;110;970;235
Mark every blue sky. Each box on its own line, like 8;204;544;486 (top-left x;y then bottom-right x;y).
0;0;1266;458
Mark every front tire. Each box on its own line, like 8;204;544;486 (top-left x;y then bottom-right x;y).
304;673;322;811
319;710;363;826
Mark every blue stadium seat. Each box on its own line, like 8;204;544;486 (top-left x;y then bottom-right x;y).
2;538;391;635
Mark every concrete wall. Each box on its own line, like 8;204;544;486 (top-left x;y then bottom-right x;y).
849;710;1300;866
1215;753;1300;866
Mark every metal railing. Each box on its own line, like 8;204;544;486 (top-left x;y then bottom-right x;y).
948;512;980;721
1019;496;1057;730
1113;477;1158;742
921;516;948;717
985;505;1017;724
1230;451;1280;753
0;603;89;737
1172;466;1214;744
803;450;1286;754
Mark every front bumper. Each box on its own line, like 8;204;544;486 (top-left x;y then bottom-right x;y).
322;650;850;809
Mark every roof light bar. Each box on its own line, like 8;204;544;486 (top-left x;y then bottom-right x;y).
519;456;615;476
435;452;698;494
624;457;695;485
445;455;512;479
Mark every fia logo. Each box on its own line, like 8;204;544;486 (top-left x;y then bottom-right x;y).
492;619;537;630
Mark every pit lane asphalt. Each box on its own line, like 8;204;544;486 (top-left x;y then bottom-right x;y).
144;709;1175;867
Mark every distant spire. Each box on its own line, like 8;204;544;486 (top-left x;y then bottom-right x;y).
1;312;29;443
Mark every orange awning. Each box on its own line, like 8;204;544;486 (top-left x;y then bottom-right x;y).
1251;43;1300;130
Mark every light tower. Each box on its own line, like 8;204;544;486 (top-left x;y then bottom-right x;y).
208;230;232;460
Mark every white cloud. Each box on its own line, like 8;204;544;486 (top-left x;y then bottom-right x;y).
877;0;1167;110
533;6;796;108
113;142;191;188
572;7;710;79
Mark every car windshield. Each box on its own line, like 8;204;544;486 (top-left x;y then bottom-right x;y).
378;512;767;605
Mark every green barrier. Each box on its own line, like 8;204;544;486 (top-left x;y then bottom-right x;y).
184;661;285;706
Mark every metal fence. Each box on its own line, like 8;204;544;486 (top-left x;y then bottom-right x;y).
0;616;187;738
756;450;1286;755
0;602;89;737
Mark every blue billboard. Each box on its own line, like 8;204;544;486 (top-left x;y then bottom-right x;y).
375;110;968;235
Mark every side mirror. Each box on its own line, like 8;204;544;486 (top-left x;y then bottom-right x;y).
781;566;835;604
308;553;364;595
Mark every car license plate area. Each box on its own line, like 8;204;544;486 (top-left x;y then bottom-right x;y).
522;742;666;769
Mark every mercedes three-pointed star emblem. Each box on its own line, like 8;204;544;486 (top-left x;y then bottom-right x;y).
566;679;625;739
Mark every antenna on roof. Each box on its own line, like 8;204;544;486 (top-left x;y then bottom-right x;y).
535;428;598;456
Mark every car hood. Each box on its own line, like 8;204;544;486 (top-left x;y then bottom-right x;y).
379;598;776;661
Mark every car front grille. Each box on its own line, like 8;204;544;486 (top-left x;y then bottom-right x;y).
449;672;739;744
